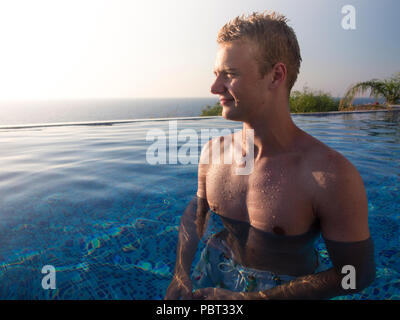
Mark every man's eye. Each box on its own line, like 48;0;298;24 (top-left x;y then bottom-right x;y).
214;72;235;78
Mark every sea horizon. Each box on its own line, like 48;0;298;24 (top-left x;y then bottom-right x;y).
0;96;384;127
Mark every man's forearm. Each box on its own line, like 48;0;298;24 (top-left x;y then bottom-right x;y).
173;196;209;276
246;268;352;300
246;236;376;300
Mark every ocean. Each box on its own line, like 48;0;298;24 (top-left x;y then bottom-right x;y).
0;97;381;127
0;98;219;127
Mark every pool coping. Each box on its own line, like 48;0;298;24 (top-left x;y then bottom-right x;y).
0;106;399;130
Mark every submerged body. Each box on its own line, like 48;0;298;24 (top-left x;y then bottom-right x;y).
191;219;322;293
208;213;321;277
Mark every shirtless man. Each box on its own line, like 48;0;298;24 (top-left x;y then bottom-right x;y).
165;12;375;300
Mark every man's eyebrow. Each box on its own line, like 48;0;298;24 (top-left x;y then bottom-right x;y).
213;67;238;74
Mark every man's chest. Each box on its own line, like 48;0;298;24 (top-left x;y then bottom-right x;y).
205;159;315;234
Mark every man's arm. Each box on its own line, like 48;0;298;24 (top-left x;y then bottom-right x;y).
165;142;211;300
164;196;210;300
173;196;210;275
250;154;376;299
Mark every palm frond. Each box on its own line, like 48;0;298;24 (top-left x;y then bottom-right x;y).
342;73;400;107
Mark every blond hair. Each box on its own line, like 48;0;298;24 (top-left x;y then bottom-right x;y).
217;11;302;93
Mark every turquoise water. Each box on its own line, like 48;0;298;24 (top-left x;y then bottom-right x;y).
0;111;399;299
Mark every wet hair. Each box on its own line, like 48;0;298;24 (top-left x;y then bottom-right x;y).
217;11;302;93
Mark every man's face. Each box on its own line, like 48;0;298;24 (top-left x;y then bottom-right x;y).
211;40;271;121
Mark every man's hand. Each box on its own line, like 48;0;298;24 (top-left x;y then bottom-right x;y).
192;287;246;300
164;272;193;300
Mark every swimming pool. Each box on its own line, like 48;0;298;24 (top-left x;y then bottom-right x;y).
0;111;399;299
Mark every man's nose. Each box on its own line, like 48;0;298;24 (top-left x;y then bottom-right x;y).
210;76;226;95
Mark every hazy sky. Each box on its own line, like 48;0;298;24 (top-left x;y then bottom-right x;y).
0;0;398;100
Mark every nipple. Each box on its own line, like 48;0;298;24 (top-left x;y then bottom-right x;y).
272;226;285;235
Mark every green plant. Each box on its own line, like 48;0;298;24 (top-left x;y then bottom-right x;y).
289;87;339;113
200;102;222;116
340;72;400;108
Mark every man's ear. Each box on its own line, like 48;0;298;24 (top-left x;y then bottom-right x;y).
269;62;287;89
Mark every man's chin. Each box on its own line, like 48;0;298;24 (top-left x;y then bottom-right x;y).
222;107;242;121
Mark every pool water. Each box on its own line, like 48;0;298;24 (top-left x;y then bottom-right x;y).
0;111;399;299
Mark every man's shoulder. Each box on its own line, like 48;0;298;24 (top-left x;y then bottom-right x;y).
199;131;238;164
298;134;369;241
201;131;237;148
299;132;360;188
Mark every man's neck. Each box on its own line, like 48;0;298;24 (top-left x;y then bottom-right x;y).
242;103;300;159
